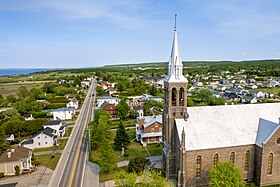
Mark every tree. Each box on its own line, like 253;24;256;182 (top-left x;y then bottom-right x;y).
209;162;245;187
143;100;163;116
128;157;150;173
114;170;137;187
114;120;130;149
141;170;171;187
91;112;111;150
148;85;159;96
0;126;9;154
99;140;117;172
116;100;130;120
6;95;17;103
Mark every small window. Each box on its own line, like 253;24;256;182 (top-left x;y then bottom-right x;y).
45;142;48;144
244;150;250;172
230;152;235;164
196;155;202;177
38;142;41;146
213;153;219;165
151;128;154;133
173;112;176;117
38;137;40;139
159;128;162;132
277;137;280;144
45;136;47;139
267;153;273;175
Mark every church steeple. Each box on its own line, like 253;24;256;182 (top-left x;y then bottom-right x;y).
166;15;188;83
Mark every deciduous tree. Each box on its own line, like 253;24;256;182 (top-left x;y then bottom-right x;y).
209;162;245;187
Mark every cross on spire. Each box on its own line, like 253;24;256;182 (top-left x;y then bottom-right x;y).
174;14;177;31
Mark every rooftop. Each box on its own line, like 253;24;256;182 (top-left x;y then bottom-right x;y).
176;103;280;151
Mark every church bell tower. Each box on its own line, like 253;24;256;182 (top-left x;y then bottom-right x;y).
162;15;188;178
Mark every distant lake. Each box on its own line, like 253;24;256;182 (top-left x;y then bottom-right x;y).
0;69;48;76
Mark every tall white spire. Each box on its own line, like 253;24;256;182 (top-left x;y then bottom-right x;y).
165;15;188;83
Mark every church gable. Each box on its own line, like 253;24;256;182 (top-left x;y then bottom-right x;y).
255;118;280;147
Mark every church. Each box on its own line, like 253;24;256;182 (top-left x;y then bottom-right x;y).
162;22;280;186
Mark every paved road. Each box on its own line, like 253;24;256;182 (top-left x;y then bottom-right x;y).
48;79;96;187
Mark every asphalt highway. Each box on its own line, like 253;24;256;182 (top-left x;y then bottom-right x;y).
48;79;96;187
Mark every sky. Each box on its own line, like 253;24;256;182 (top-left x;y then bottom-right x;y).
0;0;280;68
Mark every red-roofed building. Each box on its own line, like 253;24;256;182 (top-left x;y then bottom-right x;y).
101;103;117;118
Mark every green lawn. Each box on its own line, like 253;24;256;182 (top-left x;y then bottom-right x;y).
34;153;61;170
99;166;128;182
64;126;73;137
257;87;280;95
111;118;136;129
146;144;162;156
118;142;149;161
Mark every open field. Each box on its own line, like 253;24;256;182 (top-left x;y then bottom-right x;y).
111;118;136;129
0;81;54;98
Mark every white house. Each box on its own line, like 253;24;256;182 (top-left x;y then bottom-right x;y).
0;146;33;176
66;100;79;109
141;94;164;102
96;95;119;108
241;96;258;104
81;80;90;87
21;127;57;150
43;120;66;137
53;107;75;120
23;114;33;121
249;90;264;98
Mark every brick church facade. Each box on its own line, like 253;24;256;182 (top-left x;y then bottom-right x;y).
162;22;280;186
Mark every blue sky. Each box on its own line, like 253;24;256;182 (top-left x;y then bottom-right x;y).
0;0;280;68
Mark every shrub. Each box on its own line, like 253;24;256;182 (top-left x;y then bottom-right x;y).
128;157;150;173
15;165;20;176
0;172;5;178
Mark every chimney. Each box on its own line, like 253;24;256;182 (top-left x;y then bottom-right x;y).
11;149;15;153
7;152;11;158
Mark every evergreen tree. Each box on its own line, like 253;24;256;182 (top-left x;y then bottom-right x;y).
114;120;130;149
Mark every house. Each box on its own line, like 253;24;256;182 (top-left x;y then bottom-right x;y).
194;82;203;87
241;96;258;104
52;107;75;120
81;80;90;87
43;120;66;137
222;92;241;101
23;114;33;121
247;84;258;89
21;127;57;150
0;146;33;176
66;100;79;109
98;81;116;90
135;108;162;146
96;95;119;108
101;103;117;118
65;94;77;100
141;94;164;102
249;90;264;98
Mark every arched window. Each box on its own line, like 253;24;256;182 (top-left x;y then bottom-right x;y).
179;88;184;106
267;153;273;175
230;152;235;164
172;88;177;106
196;155;202;177
213;153;219;165
244;150;250;172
